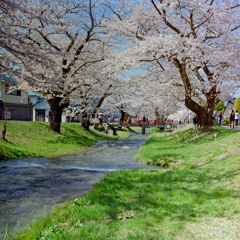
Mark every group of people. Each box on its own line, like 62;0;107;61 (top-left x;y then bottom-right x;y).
213;109;239;128
66;108;78;122
229;109;239;128
98;113;115;126
127;115;149;126
193;109;239;129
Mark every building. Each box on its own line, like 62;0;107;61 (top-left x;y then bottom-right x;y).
223;98;235;118
0;77;68;122
28;93;67;122
0;77;32;121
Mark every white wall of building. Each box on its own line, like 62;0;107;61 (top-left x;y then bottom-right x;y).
0;81;28;104
31;98;66;123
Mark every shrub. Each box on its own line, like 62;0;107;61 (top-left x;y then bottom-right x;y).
223;117;230;126
215;100;226;112
234;97;240;112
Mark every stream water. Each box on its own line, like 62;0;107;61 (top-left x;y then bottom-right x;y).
0;131;158;238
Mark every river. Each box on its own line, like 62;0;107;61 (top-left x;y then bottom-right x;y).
0;131;158;238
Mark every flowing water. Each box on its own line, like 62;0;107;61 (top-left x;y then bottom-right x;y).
0;131;158;238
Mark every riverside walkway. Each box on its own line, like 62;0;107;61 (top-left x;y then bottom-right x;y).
107;122;178;134
91;118;178;134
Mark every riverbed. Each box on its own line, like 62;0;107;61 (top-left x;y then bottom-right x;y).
0;131;158;237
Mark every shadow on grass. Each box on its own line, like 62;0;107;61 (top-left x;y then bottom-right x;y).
143;127;240;159
175;127;239;144
91;168;239;225
0;145;34;159
52;124;126;145
46;125;96;146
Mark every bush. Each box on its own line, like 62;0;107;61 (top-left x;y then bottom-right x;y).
223;117;230;126
234;97;240;112
215;100;226;112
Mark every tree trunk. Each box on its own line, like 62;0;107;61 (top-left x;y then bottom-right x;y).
184;84;217;127
174;59;217;127
120;109;125;125
155;107;161;124
80;84;113;130
48;97;69;133
185;97;215;127
81;110;91;130
1;122;7;142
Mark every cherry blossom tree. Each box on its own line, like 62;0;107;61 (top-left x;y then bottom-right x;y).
70;61;117;130
103;69;179;124
104;0;240;126
0;0;116;133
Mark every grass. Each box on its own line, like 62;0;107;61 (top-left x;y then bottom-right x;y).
0;121;133;160
136;125;240;169
4;124;240;239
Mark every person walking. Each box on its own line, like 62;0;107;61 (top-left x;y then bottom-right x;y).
217;111;223;126
71;109;76;122
137;115;141;126
212;110;218;124
146;115;149;125
229;110;235;128
142;115;146;125
235;110;239;128
66;108;71;122
192;114;200;130
127;116;132;126
98;112;103;126
0;98;3;120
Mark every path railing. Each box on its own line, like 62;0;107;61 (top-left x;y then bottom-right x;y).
111;123;178;134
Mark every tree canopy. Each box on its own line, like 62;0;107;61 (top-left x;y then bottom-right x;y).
1;0;239;131
104;0;240;126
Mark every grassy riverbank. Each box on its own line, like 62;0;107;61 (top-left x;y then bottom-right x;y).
7;125;240;239
0;121;133;160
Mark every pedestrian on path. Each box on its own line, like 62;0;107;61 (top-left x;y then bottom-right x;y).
98;112;103;126
193;114;200;130
0;98;4;120
66;108;71;122
229;110;235;128
142;115;146;124
213;110;218;124
235;110;239;128
127;116;132;126
217;111;223;126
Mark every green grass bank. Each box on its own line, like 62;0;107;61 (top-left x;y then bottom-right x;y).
4;124;240;240
0;121;133;160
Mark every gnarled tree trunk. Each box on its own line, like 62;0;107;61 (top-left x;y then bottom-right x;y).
81;110;91;131
185;96;215;127
48;97;69;133
174;59;218;127
120;109;126;125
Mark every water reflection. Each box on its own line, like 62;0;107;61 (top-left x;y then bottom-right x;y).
0;131;158;237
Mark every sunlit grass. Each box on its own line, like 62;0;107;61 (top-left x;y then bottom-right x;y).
10;125;240;239
137;126;240;168
13;165;240;240
0;121;133;160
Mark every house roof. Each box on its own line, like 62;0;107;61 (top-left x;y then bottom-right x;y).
28;92;39;96
1;76;17;83
34;99;50;110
